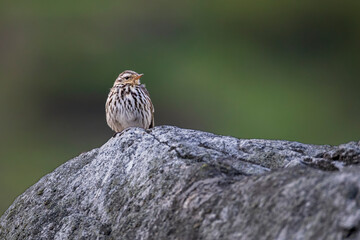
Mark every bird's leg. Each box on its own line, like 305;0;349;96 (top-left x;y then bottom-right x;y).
112;128;131;138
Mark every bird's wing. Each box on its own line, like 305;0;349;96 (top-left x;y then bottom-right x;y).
140;84;155;128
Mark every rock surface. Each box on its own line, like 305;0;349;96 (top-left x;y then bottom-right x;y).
0;126;360;240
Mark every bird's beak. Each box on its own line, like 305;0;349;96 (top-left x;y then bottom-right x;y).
134;74;144;80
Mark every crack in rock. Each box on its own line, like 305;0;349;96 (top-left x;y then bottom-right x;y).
1;126;359;240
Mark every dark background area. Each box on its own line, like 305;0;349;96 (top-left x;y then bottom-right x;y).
0;1;359;214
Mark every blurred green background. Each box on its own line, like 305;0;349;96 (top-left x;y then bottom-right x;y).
0;1;359;214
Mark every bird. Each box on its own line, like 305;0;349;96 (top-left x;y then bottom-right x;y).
105;70;154;134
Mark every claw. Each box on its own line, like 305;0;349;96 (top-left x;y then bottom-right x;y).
112;128;131;138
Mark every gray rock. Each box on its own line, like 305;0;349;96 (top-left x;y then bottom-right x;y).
0;126;359;240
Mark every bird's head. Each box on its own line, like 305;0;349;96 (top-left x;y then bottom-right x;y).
114;70;143;86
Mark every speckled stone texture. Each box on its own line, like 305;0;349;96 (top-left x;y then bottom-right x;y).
0;126;359;240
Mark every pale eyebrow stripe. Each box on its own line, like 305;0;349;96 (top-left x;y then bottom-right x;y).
122;73;131;78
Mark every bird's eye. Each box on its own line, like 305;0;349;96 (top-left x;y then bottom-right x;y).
124;76;130;80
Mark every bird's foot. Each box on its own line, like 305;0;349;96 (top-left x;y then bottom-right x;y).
112;128;131;138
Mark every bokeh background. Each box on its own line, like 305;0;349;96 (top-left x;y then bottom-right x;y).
0;1;359;214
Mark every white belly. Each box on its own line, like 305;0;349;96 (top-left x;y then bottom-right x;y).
106;85;152;132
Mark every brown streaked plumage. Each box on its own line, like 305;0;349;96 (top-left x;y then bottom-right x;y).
105;70;154;133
